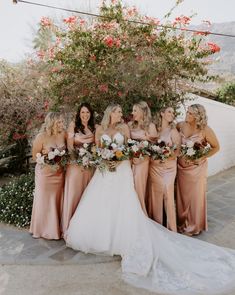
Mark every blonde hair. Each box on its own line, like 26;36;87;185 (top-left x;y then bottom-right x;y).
190;104;208;130
130;101;152;131
40;112;63;136
100;104;122;131
154;106;175;131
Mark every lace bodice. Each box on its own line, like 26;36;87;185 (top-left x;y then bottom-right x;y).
101;132;125;146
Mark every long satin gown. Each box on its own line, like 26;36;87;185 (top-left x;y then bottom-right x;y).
61;131;94;235
177;131;208;235
130;128;149;215
66;132;235;295
30;146;65;240
148;127;177;232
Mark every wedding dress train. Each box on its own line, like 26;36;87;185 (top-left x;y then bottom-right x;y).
66;133;235;295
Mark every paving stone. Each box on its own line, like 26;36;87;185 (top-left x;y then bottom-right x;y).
1;166;235;266
50;247;78;262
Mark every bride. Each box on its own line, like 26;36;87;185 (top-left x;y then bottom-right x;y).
66;104;235;295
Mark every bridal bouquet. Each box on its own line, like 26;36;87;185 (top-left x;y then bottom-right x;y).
180;140;211;161
36;147;67;170
96;135;129;172
72;143;97;169
149;140;177;162
127;139;151;159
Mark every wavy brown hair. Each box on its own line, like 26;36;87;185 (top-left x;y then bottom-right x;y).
74;102;95;134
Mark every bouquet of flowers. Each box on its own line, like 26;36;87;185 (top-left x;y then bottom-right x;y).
180;140;211;161
36;147;67;170
72;143;97;169
149;140;177;162
127;139;151;159
96;135;129;172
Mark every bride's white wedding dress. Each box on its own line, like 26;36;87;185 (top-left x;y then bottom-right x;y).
66;132;235;295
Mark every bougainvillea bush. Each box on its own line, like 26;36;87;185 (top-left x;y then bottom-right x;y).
0;60;48;145
35;0;220;114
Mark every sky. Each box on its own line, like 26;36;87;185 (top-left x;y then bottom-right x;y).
0;0;235;62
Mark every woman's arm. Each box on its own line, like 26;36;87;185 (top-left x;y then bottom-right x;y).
67;122;75;153
32;133;43;161
204;126;220;158
171;128;181;157
95;125;102;146
145;123;158;142
122;123;130;142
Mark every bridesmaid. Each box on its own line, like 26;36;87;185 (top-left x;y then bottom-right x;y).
128;101;157;215
176;104;220;236
147;107;181;232
61;103;95;236
30;112;66;240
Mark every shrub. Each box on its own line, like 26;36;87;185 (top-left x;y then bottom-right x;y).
216;82;235;106
0;173;34;228
0;60;48;145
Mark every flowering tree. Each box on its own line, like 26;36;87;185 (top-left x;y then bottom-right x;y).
35;0;220;114
0;60;49;145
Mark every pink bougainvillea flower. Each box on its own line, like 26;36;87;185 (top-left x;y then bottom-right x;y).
115;39;121;48
79;19;86;26
145;16;160;26
40;17;53;27
36;50;45;59
98;84;109;93
63;16;77;24
207;42;221;53
13;133;26;140
174;15;191;26
118;91;123;97
136;55;143;62
126;7;138;17
44;101;49;110
89;55;97;61
51;67;60;73
103;36;121;48
36;113;45;120
103;35;114;47
26;120;32;127
48;47;55;59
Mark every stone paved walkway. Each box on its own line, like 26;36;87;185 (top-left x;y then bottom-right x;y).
1;167;235;295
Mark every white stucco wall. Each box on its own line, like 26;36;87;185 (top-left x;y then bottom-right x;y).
178;94;235;176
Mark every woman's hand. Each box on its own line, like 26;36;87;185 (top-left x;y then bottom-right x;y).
107;160;120;171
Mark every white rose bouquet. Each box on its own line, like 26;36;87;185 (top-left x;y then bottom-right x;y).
36;147;67;170
95;136;129;172
127;139;150;159
180;140;211;161
149;140;177;162
72;143;97;169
